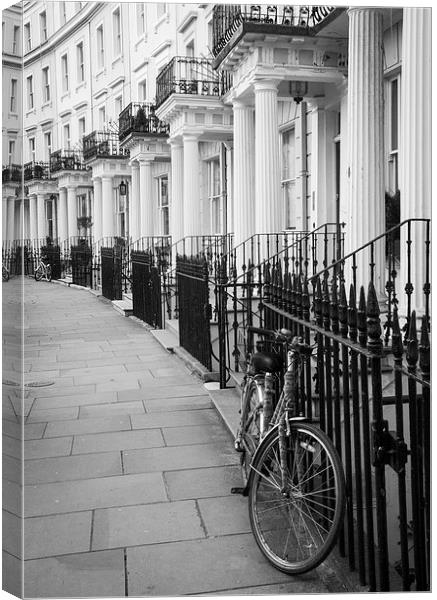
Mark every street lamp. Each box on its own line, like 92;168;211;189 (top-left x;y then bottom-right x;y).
289;81;308;104
119;180;127;196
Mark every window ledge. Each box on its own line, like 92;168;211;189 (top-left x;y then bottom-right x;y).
76;81;86;92
96;67;106;79
8;112;19;119
42;100;52;109
135;34;147;51
26;108;36;117
154;12;169;33
61;91;71;101
112;54;123;68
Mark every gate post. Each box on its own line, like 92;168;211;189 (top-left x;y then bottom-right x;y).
217;256;228;388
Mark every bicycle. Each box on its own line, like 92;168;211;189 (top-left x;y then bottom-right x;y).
2;264;9;282
34;256;52;282
235;326;345;575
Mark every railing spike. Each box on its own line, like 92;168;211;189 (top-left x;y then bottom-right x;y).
391;304;403;359
366;281;382;354
406;310;418;369
338;281;348;335
357;285;367;347
419;316;430;377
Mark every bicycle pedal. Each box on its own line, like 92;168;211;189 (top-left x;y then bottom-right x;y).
231;486;247;495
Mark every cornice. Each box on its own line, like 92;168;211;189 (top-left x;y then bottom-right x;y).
23;2;103;68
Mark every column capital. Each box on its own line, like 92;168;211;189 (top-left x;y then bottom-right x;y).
232;98;254;111
182;132;200;143
66;185;77;193
129;160;140;171
253;79;279;93
92;176;102;184
138;157;153;166
101;175;113;183
347;6;383;17
168;137;183;149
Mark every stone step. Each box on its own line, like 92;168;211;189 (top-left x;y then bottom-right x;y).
150;328;179;352
112;299;133;317
166;318;179;337
203;383;240;439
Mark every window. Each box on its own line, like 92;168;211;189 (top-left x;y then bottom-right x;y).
29;137;36;162
207;159;221;233
27;75;34;109
116;188;126;238
8;140;15;164
157;175;169;235
281;129;296;229
44;132;52;161
40;11;47;42
157;3;167;18
77;193;92;234
61;54;69;92
24;22;31;51
98;107;106;129
12;25;19;54
46;198;56;239
42;67;50;102
138;80;147;101
78;117;86;138
10;79;17;112
137;3;145;35
60;2;67;25
96;25;104;69
115;95;123;117
77;42;84;82
113;7;121;56
63;124;71;149
388;77;399;193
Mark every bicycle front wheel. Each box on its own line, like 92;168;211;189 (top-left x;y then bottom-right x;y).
34;267;42;281
46;265;52;282
248;422;345;575
239;380;263;485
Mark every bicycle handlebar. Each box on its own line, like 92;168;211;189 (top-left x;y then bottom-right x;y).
247;326;315;354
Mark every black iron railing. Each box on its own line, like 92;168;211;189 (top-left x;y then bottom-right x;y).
2;164;21;183
50;150;87;173
83;131;129;161
23;161;52;181
212;4;340;59
155;56;232;108
118;103;169;142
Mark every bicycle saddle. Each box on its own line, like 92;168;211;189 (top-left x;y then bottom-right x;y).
250;351;283;373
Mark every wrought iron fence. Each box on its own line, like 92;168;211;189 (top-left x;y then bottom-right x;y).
23;161;52;181
212;4;339;58
118;103;170;142
2;164;21;183
214;218;430;591
71;243;93;287
155;56;232;108
83;131;130;161
131;250;163;328
177;254;212;370
101;246;122;301
50;150;88;173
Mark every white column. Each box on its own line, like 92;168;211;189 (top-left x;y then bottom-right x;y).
139;159;154;237
7;197;16;242
183;133;201;238
170;139;184;248
129;162;140;241
93;177;103;242
347;7;385;293
36;193;46;242
58;187;68;245
254;80;281;236
2;198;7;242
399;8;431;317
101;176;113;238
232;101;255;247
29;194;38;243
67;186;77;241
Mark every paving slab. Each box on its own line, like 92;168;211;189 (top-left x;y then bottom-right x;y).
72;428;164;454
3;509;22;558
27;405;80;422
3;455;21;484
3;480;21;517
24;452;123;484
165;465;242;501
59;364;128;378
131;408;222;430
161;423;232;447
143;394;213;413
123;442;238;474
23;549;125;598
126;534;326;596
2;550;22;598
24;436;73;460
44;415;131;438
118;382;207;401
197;495;252;537
3;420;47;440
24;472;167;517
33;391;117;410
31;385;97;402
2;434;22;460
24;511;92;559
92;500;204;550
79;400;145;418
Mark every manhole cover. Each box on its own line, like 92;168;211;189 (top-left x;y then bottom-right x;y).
2;380;19;386
25;381;55;388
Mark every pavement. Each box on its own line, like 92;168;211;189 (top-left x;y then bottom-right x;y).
3;276;338;598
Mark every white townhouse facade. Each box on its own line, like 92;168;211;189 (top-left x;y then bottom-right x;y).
1;2;432;305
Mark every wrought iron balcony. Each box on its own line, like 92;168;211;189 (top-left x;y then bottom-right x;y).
23;161;52;181
155;56;232;108
2;164;21;183
212;5;341;61
118;102;169;142
83;131;130;161
50;150;87;173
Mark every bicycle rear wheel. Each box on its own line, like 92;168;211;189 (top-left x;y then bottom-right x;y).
46;265;52;282
248;421;345;575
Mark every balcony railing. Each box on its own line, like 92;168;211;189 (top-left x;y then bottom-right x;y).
2;164;21;183
83;131;130;161
212;5;339;59
50;150;87;173
23;161;52;181
155;56;232;108
118;103;169;142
